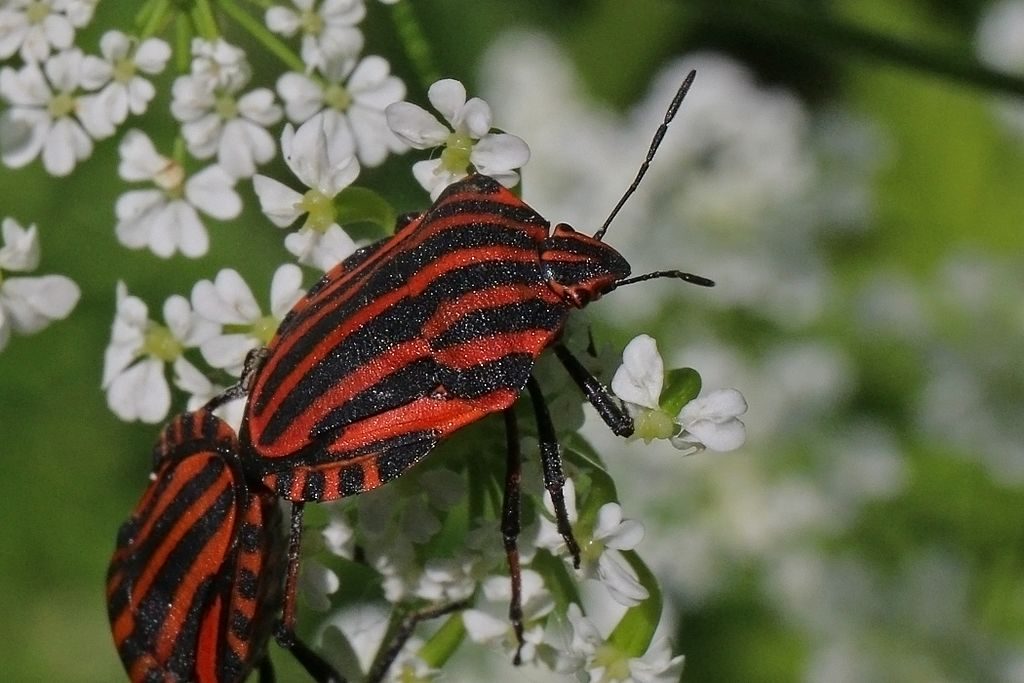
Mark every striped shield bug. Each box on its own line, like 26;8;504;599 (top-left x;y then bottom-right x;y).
238;70;710;659
107;407;345;683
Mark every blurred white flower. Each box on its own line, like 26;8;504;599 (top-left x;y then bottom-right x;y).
0;217;79;352
555;603;684;682
253;117;360;270
976;0;1024;139
536;479;648;607
386;78;529;198
102;282;217;423
300;557;341;612
170;39;281;178
191;265;304;375
463;570;553;663
187;37;250;92
0;0;86;63
114;130;241;258
80;31;170;126
277;54;407;166
0;48;116;176
611;334;747;453
265;0;365;71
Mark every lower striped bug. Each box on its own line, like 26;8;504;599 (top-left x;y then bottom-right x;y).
108;405;464;682
236;71;710;661
107;407;344;682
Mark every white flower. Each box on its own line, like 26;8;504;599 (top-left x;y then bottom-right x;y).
191;265;305;375
385;78;530;199
187;37;251;92
253;117;360;270
463;570;553;663
277;54;407;166
556;604;684;683
300;557;341;611
114;130;241;258
0;49;115;176
611;334;747;454
80;31;170;126
0;0;81;63
170;39;282;178
102;282;217;423
265;0;365;71
0;217;79;351
537;479;649;607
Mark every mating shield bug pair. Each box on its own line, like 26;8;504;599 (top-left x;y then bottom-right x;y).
109;70;709;678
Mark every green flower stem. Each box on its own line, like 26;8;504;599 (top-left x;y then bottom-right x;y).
189;0;220;39
218;0;307;73
389;0;441;92
175;12;192;73
532;548;582;612
698;0;1024;98
416;614;465;669
135;0;169;38
607;550;663;657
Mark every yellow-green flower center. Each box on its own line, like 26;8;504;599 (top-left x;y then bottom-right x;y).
440;131;474;174
113;56;136;84
300;8;324;36
323;83;352;112
633;407;676;443
249;315;279;344
593;643;631;682
47;91;75;118
215;93;237;119
153;160;185;196
224;315;279;345
297;189;336;233
141;324;183;362
26;0;50;24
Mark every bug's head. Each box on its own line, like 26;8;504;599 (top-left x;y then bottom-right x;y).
541;223;631;308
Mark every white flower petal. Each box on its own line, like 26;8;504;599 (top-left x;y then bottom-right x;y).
471;132;530;175
0;217;40;272
253;174;304;227
597;551;649;606
269;263;304;318
185;165;241;219
0;274;79;333
385;101;449;148
610;334;664;410
106;357;171;423
427;78;466;125
192;268;261;325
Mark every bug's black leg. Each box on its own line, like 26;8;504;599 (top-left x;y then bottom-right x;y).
526;377;581;569
554;343;634;437
281;635;348;683
257;656;276;683
501;408;526;664
275;502;306;649
365;601;470;683
205;347;268;411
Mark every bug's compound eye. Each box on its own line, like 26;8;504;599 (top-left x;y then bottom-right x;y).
541;223;631;308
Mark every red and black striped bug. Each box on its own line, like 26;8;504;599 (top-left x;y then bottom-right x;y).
238;70;710;660
107;407;345;682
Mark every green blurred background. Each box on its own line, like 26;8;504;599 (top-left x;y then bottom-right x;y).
2;0;1024;681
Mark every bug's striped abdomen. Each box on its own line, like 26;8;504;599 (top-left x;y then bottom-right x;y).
107;410;283;683
245;175;572;501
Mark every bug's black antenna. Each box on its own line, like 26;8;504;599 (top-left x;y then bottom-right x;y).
604;269;714;293
594;69;697;241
